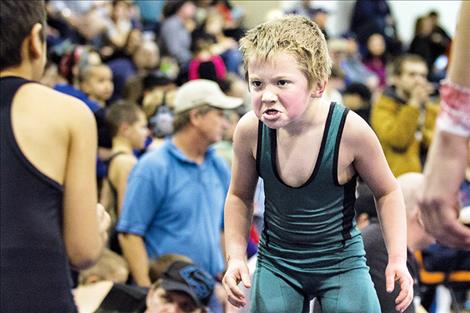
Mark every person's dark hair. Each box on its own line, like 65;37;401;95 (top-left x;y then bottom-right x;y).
392;54;427;76
162;0;193;18
0;0;46;70
106;102;143;138
343;83;372;103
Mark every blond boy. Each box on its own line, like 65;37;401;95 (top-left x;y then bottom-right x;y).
222;16;413;313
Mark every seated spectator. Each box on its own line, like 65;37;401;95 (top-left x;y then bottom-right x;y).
371;54;439;176
189;31;227;82
363;33;389;88
342;82;372;123
78;249;129;286
159;0;196;68
107;40;160;102
328;36;379;91
74;258;213;313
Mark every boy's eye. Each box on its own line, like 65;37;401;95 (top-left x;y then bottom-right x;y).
250;80;262;88
277;80;289;86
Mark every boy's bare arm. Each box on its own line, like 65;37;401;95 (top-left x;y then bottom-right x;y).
346;112;413;312
223;112;259;307
62;95;106;269
118;233;151;287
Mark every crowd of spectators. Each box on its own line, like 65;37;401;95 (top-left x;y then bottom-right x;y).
20;0;470;312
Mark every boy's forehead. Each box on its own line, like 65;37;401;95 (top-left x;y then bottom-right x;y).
247;52;299;70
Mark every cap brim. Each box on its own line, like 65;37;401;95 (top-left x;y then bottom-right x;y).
160;279;202;307
207;95;243;110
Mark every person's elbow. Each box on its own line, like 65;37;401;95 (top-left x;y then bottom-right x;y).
67;239;104;270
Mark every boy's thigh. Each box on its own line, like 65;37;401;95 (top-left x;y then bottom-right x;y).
319;267;380;313
250;264;309;313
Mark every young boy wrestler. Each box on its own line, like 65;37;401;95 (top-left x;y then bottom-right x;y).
222;16;413;313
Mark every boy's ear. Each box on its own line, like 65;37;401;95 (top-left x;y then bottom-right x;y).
310;80;327;98
119;122;131;136
29;23;44;60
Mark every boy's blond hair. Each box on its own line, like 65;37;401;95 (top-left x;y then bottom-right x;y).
239;15;331;87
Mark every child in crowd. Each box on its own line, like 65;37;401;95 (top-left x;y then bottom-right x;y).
222;15;413;313
100;102;149;253
80;63;114;108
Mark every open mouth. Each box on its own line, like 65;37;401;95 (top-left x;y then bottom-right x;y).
264;109;280;115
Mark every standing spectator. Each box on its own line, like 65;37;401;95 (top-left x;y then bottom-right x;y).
408;16;434;73
371;54;439;177
116;79;242;287
427;10;451;65
100;103;149;254
0;1;109;312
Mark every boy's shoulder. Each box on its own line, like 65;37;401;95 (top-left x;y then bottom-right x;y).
237;110;259;134
20;82;94;119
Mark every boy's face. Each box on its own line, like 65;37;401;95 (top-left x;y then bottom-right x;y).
83;66;114;102
247;52;318;129
126;112;149;150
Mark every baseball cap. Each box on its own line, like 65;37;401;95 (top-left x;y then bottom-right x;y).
160;260;215;307
174;79;243;114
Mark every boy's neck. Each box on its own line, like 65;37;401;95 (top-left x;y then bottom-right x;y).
0;64;35;81
112;137;134;154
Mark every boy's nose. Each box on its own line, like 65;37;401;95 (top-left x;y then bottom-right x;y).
261;89;277;103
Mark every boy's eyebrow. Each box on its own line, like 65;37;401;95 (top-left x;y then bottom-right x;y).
249;74;294;81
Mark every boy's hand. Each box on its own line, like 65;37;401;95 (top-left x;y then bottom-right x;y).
385;260;414;313
222;258;251;308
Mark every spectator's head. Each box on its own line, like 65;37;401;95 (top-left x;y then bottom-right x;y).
240;15;331;89
163;0;196;21
414;16;433;37
146;260;214;313
366;33;386;58
343;83;372;113
78;249;129;285
80;64;114;104
0;1;46;79
311;8;329;30
391;54;428;99
172;79;242;143
397;173;435;251
428;10;439;27
106;102;149;149
133;41;160;72
59;45;102;86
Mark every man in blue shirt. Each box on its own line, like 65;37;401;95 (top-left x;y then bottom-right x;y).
117;79;242;286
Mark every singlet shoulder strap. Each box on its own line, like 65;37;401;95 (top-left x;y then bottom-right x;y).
105;151;130;200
